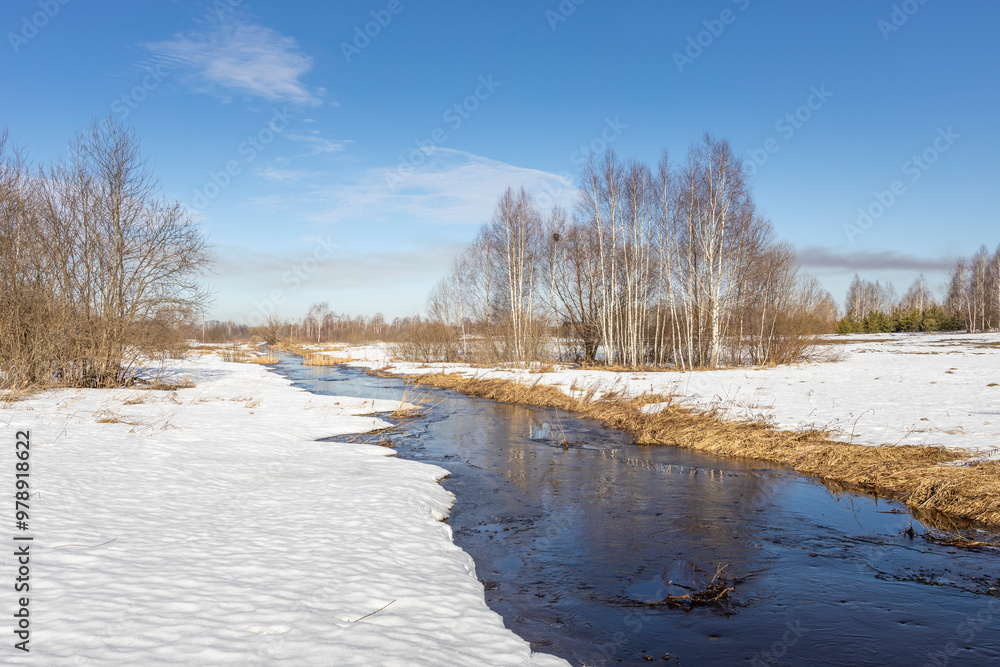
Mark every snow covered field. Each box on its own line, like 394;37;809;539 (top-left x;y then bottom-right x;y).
1;353;568;665
337;333;1000;460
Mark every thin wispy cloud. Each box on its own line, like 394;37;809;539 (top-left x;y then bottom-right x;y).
285;133;351;156
212;241;467;320
145;20;323;106
277;148;578;226
215;242;465;289
255;165;328;182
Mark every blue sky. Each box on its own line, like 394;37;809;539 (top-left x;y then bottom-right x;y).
2;0;998;322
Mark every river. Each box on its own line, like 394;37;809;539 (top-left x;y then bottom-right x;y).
276;354;1000;666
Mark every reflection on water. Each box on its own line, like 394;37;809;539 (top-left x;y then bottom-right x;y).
276;355;1000;667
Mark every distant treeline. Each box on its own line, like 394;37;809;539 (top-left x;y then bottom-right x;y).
837;245;1000;334
197;307;438;346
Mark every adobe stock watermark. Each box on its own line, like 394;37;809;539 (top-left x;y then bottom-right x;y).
190;107;293;210
581;584;663;665
535;116;628;212
7;0;72;54
921;598;1000;667
111;65;166;121
746;85;833;176
385;75;501;191
844;126;959;243
570;117;628;168
107;1;244;121
750;619;809;666
545;0;586;31
340;0;410;63
878;0;931;41
247;237;337;327
208;0;245;20
673;0;751;73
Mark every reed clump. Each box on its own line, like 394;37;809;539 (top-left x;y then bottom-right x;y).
303;353;353;367
217;343;277;365
279;344;353;367
249;352;279;365
401;371;1000;527
136;376;196;391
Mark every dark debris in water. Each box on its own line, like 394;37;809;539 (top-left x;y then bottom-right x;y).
620;565;738;614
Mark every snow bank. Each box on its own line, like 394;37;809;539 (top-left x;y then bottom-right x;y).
0;354;567;666
346;333;1000;459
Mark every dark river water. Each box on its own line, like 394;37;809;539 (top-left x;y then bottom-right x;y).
275;354;1000;666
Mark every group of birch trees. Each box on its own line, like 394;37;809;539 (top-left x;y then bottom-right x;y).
0;120;211;389
426;135;835;368
946;244;1000;332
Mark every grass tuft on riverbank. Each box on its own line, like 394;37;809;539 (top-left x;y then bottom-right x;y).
278;343;354;367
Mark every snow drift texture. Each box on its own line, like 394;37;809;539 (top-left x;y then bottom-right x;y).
0;355;568;666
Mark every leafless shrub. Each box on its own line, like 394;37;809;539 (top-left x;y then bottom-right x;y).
255;315;285;346
0;119;212;391
390;320;459;363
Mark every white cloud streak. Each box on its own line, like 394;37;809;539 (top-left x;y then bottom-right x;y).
284;133;351;156
254;147;578;226
146;21;322;106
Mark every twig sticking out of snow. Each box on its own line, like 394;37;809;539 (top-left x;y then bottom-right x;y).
53;538;117;550
350;599;396;623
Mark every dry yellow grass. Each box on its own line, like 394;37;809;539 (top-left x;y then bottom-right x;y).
0;386;32;407
248;352;278;365
302;353;353;366
216;343;277;365
137;376;195;391
398;371;1000;528
280;344;353;367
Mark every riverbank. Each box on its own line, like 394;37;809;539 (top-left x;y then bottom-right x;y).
0;352;568;665
298;334;1000;528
